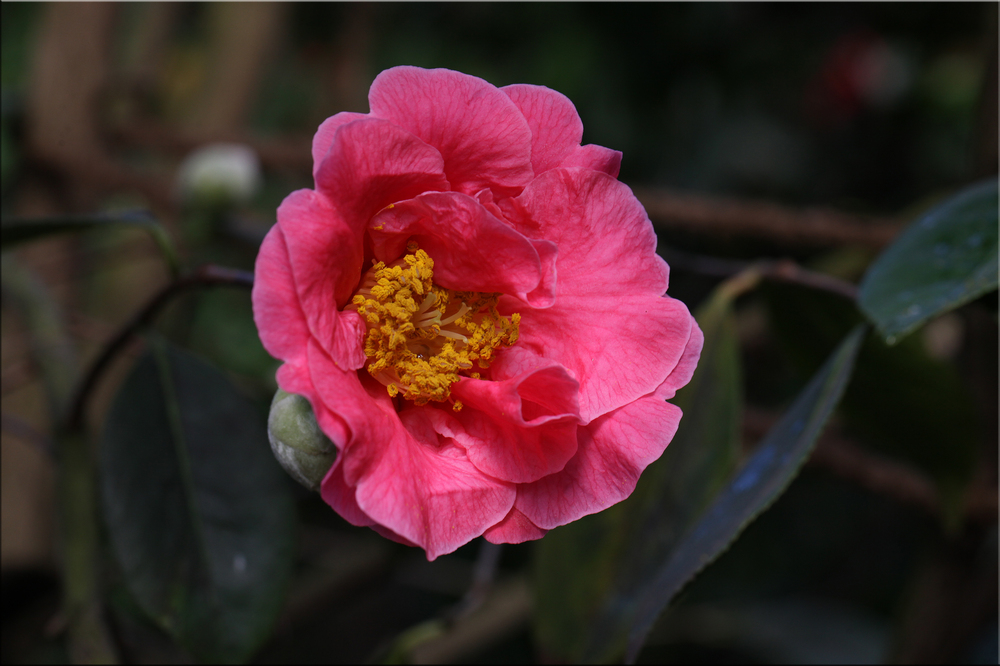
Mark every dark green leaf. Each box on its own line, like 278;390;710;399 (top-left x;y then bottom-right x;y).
100;341;295;664
624;325;865;663
1;209;179;277
535;279;744;663
859;179;998;343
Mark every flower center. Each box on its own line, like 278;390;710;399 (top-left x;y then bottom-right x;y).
348;242;520;410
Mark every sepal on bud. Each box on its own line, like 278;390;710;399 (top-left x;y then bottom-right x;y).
267;389;336;491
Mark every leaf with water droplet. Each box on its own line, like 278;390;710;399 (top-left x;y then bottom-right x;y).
859;179;998;343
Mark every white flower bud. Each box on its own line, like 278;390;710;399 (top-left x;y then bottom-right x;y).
267;389;336;491
175;143;262;207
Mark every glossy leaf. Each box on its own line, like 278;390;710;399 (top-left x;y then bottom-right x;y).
100;341;295;664
1;209;179;277
859;179;998;343
535;275;745;663
624;325;865;663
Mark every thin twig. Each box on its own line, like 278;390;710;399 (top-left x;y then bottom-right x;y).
66;264;254;431
743;408;998;523
662;248;859;300
809;435;940;516
637;187;904;249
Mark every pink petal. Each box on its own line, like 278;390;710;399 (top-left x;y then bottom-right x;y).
277;189;367;370
311;112;367;178
654;317;705;400
356;407;516;561
369;191;556;308
484;507;547;544
448;349;581;484
307;342;515;560
368;66;533;197
501;83;583;175
252;223;310;365
516;397;683;530
561;144;622;178
504;168;695;422
322;456;421;547
315;118;450;233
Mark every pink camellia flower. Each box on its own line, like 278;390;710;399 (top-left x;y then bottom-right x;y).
253;66;703;560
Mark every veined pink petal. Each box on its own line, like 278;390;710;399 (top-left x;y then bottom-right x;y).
369;191;556;308
484;507;548;544
516;397;683;530
654;318;705;400
448;349;581;484
502;84;583;175
277;189;367;370
307;341;515;560
311;111;367;178
369;66;533;197
321;454;421;548
561;144;622;178
357;407;516;561
503;168;695;422
315;118;450;233
252;223;310;365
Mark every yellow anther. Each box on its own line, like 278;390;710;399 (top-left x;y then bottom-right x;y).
348;247;520;405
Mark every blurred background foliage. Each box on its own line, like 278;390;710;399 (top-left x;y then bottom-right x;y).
1;2;996;664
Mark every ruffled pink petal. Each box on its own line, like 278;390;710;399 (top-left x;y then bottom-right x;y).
561;144;622;178
484;507;547;544
447;349;581;484
311;111;367;178
356;407;516;560
369;191;556;308
307;341;514;560
654;318;705;400
321;455;420;547
368;66;533;197
277;189;367;370
315;118;450;233
252;223;310;365
501;84;583;175
503;168;695;422
516;397;683;530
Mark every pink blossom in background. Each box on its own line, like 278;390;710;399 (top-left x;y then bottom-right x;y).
252;66;703;560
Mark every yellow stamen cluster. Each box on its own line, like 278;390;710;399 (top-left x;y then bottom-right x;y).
349;244;520;410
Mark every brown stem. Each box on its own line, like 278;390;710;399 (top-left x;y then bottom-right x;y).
66;264;254;432
663;249;859;300
744;408;998;524
637;187;903;249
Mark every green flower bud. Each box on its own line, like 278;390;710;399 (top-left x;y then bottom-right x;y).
267;389;336;491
